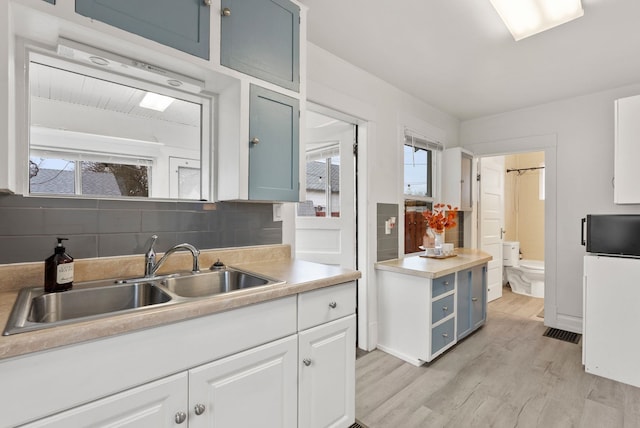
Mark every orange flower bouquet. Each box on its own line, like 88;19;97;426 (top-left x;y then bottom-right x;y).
422;203;459;233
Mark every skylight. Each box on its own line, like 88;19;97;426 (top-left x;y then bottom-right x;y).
489;0;584;41
139;92;175;112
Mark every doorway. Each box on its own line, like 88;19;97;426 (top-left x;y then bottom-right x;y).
295;105;357;270
479;151;545;314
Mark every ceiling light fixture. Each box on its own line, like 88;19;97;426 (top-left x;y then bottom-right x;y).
489;0;584;41
139;92;175;112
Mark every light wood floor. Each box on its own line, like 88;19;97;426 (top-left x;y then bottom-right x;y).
356;287;640;427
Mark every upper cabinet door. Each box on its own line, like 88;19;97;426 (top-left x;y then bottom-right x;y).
614;95;640;204
75;0;211;59
221;0;300;91
249;84;300;201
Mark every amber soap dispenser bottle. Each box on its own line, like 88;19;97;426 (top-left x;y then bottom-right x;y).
44;237;74;292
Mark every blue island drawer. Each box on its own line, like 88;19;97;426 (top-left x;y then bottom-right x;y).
432;294;454;324
432;273;455;298
431;318;455;355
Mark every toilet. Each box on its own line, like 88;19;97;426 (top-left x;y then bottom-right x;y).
503;241;544;298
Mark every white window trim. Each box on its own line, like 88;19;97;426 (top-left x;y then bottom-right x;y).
402;128;442;204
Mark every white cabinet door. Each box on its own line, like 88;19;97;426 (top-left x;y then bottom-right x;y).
614;95;640;203
442;147;474;211
584;255;640;388
22;373;188;428
298;314;356;428
188;335;298;428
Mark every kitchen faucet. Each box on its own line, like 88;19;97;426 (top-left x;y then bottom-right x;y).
144;235;200;277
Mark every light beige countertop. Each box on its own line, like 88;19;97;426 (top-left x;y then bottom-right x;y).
375;248;492;279
0;245;360;361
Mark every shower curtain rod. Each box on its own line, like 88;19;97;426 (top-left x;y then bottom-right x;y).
506;166;545;173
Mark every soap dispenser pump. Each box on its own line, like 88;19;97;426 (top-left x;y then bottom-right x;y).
44;237;74;292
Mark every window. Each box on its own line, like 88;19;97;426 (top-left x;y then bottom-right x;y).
299;143;341;217
404;134;438;198
403;131;441;254
29;155;151;197
26;44;211;200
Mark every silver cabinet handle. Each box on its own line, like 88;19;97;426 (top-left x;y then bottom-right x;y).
329;301;337;309
194;404;206;416
472;297;478;302
250;137;260;144
175;411;187;424
442;333;449;338
203;0;212;6
221;7;231;16
303;358;312;366
442;306;448;311
443;281;449;286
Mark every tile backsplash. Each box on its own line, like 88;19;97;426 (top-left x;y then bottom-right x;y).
377;203;399;262
0;195;282;264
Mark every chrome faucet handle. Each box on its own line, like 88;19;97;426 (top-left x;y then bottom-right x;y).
144;235;158;277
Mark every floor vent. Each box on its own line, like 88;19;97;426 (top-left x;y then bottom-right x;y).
349;420;368;428
543;327;581;344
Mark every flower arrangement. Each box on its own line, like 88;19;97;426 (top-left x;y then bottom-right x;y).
422;203;459;233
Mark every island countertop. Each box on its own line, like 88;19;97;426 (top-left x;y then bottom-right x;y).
375;248;492;279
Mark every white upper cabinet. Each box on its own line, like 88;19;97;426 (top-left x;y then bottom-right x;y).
442;147;474;210
614;94;640;204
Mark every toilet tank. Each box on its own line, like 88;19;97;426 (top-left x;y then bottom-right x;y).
503;241;520;267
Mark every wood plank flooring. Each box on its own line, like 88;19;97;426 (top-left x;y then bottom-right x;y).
356;287;640;427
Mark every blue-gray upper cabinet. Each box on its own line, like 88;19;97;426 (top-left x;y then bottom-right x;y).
221;0;300;92
75;0;210;59
249;85;299;202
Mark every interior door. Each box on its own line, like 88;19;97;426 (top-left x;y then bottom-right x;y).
295;108;356;269
479;156;505;302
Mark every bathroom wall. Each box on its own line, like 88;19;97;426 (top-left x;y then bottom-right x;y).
504;152;545;261
0;194;282;264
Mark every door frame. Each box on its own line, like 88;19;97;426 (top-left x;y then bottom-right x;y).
282;81;375;350
467;134;568;331
295;102;357;268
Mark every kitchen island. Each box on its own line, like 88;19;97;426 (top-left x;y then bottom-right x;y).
375;248;491;366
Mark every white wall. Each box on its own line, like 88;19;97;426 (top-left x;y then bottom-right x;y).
460;83;640;332
304;43;460;349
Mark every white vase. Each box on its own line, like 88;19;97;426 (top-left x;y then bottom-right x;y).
434;230;445;255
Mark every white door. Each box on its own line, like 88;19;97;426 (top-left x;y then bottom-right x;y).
299;315;356;428
22;373;188;428
296;108;356;269
479;156;505;302
188;335;297;428
169;157;201;199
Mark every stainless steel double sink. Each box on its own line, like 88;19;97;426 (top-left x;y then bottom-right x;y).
3;267;284;336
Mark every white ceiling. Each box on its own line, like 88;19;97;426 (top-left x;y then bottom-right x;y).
300;0;640;120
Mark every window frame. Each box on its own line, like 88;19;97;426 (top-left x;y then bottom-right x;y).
15;40;213;202
402;130;443;255
402;131;441;204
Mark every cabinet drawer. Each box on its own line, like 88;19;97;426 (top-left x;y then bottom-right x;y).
432;273;455;298
298;282;356;330
431;318;455;355
431;294;454;324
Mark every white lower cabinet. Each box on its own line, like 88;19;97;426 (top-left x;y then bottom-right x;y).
298;314;356;428
21;373;188;428
189;335;297;428
23;336;297;428
13;283;357;428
